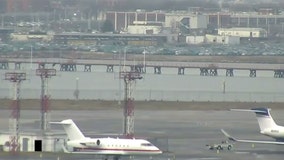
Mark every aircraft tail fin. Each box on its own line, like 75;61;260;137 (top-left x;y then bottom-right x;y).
50;119;85;140
231;108;278;132
251;108;278;131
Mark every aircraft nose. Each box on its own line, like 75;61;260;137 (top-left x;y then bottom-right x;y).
155;147;162;154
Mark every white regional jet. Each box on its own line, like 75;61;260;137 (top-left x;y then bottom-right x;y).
50;119;162;160
222;107;284;145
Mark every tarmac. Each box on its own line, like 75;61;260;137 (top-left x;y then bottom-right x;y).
0;108;284;160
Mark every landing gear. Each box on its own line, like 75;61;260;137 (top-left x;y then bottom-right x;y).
227;145;232;150
102;155;121;160
113;156;120;160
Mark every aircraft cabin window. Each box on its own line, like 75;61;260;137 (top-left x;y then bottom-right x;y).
141;143;153;146
271;130;279;133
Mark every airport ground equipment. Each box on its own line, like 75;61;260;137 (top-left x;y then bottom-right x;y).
206;140;233;150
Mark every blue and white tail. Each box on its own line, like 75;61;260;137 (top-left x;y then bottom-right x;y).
231;108;278;132
50;119;85;140
251;108;278;132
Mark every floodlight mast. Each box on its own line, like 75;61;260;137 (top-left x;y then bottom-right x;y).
36;69;56;132
4;72;26;153
120;71;142;138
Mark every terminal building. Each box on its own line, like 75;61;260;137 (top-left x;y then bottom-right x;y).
53;32;171;46
105;11;165;32
104;9;284;45
11;31;53;42
218;28;267;38
106;10;208;35
186;34;240;45
127;21;163;34
2;9;283;45
164;13;207;29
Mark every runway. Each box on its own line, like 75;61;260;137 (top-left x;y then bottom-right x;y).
0;108;284;160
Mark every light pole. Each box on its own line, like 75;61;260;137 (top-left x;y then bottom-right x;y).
143;48;146;73
118;49;122;105
74;77;79;100
222;80;226;94
123;47;127;70
1;14;3;28
30;45;33;70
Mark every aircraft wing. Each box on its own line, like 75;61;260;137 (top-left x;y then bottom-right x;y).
61;145;100;154
50;120;72;125
62;145;71;153
221;129;284;145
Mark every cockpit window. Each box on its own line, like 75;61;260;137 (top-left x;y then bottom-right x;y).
141;143;153;146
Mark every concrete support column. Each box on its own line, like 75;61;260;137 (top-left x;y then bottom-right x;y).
178;67;185;75
15;62;21;70
249;69;256;77
106;65;114;72
84;64;92;72
154;66;161;74
226;69;234;77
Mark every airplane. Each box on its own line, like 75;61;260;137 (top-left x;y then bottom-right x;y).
221;107;284;145
50;119;162;160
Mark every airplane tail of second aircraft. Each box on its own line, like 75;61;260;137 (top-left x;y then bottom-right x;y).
251;108;278;132
231;108;278;132
50;119;85;140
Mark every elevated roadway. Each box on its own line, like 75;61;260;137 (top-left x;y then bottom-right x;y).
0;58;284;77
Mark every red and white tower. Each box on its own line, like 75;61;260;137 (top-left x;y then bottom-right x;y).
120;71;142;138
5;72;26;153
6;0;31;12
36;68;56;132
